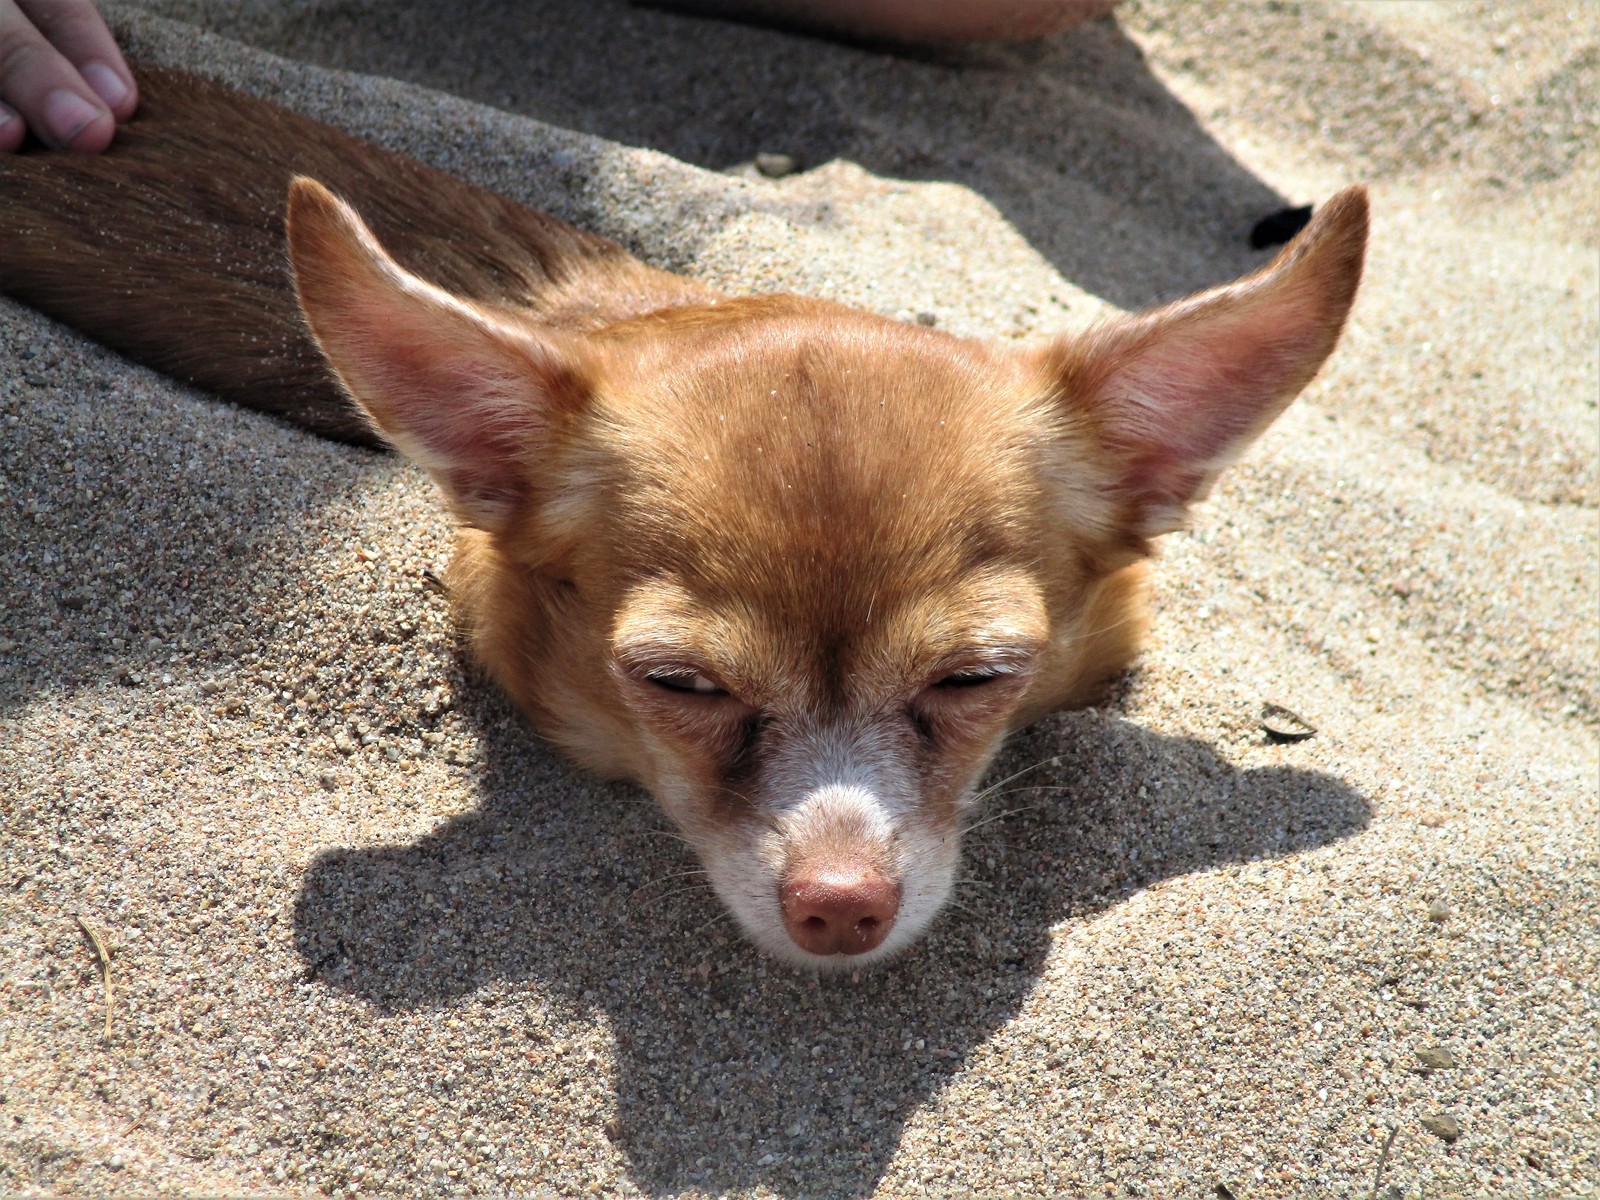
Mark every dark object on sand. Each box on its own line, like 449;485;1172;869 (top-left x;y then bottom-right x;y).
1250;204;1315;249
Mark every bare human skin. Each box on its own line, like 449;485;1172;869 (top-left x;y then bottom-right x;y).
0;0;1119;153
0;0;137;152
652;0;1121;44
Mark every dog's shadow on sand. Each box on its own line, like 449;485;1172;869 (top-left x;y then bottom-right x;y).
293;679;1369;1196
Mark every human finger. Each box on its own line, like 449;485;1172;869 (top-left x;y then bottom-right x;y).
0;0;116;150
17;0;135;117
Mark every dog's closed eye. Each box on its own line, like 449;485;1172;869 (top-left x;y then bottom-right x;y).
648;669;727;696
934;668;1007;689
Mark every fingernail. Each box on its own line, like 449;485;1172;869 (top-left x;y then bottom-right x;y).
43;88;104;146
81;61;130;109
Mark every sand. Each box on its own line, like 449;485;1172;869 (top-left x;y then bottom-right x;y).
1;1;1595;1196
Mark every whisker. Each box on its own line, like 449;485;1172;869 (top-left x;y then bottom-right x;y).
690;910;734;940
700;781;783;835
951;876;997;892
959;803;1044;837
630;883;717;911
961;784;1075;823
941;896;982;919
1055;611;1143;647
638;829;699;854
969;756;1062;806
629;868;710;901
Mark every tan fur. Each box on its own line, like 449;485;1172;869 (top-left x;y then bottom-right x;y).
3;67;1368;968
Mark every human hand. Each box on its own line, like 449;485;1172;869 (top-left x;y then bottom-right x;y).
1;0;137;152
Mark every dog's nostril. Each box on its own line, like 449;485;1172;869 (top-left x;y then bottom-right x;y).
781;866;900;957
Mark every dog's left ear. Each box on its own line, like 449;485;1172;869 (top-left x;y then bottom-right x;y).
1039;186;1368;539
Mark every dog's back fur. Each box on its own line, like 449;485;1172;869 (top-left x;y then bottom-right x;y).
0;66;708;442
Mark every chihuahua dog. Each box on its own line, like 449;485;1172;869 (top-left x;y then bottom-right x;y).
0;68;1367;968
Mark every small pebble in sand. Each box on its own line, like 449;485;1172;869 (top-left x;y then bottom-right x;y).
1427;898;1451;922
1420;1112;1462;1143
1415;1045;1456;1070
755;152;798;178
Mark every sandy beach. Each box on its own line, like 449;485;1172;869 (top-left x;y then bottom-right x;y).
2;1;1595;1195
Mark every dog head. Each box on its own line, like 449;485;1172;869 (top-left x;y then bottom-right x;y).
288;178;1366;967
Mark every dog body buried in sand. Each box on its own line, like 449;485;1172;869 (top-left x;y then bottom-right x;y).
0;67;1367;970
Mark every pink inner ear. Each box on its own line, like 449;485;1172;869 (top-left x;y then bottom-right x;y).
289;181;591;533
322;307;564;529
1104;306;1315;502
1050;186;1367;538
388;340;585;530
1074;265;1357;537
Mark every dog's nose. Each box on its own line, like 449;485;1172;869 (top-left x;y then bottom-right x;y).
781;866;900;956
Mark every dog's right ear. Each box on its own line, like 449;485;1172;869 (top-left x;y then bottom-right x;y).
286;177;592;535
1037;186;1368;543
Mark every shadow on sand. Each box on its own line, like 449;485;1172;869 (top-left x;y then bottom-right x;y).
293;678;1369;1195
139;0;1289;309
